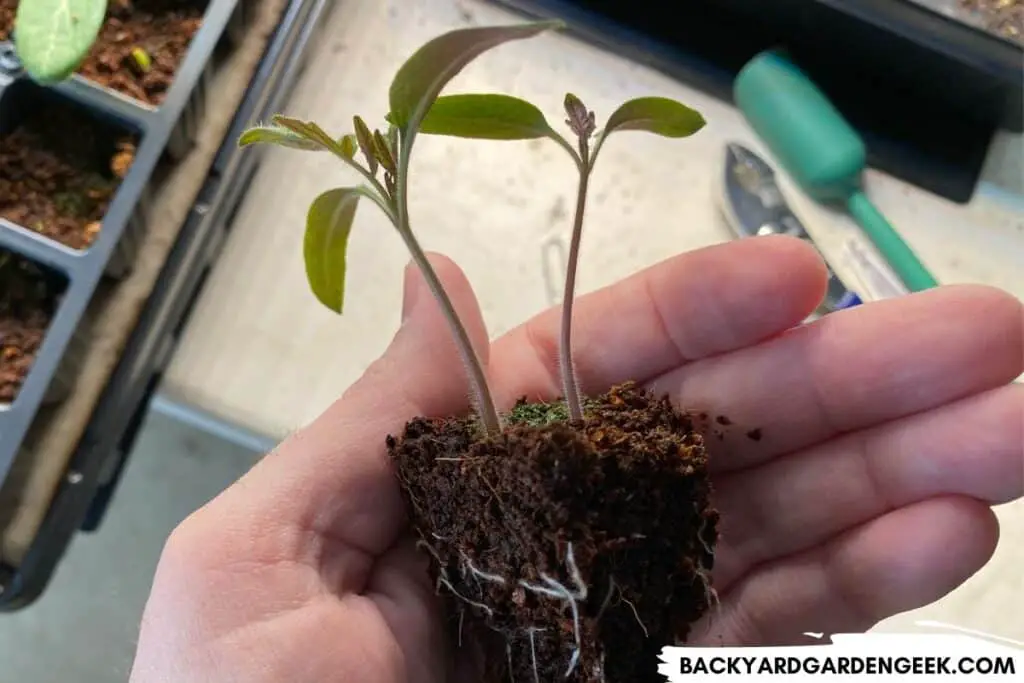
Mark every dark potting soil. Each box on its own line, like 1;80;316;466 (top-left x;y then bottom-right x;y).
0;251;64;404
388;382;719;683
0;102;137;250
0;0;206;105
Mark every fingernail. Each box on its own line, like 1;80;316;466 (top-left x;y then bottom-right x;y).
401;260;422;323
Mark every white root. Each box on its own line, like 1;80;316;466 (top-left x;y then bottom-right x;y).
439;576;494;617
417;539;508;618
694;567;721;615
415;539;448;592
517;542;588;678
416;538;444;563
683;567;723;642
527;627;546;683
593;651;607;683
460;551;508;587
563;542;588;600
697;515;716;558
595;576;648;638
595;576;616;622
620;592;649;639
415;539;493;640
423;538;603;680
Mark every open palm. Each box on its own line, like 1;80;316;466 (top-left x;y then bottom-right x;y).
130;236;1023;683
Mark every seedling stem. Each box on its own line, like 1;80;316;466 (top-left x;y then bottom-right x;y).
396;165;501;433
559;95;597;421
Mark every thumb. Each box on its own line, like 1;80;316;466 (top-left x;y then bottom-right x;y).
207;253;491;561
348;251;492;425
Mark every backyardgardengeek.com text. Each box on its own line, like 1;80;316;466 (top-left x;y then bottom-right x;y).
676;655;1017;676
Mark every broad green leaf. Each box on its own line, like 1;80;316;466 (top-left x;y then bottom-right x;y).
388;21;563;136
603;97;705;138
238;124;323;151
419;94;554;140
304;188;363;314
14;0;107;83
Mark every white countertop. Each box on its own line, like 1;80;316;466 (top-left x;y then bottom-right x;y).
163;0;1023;641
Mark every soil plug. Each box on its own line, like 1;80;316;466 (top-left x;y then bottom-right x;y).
238;22;719;682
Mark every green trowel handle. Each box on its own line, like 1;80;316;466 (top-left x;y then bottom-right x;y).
734;51;866;202
848;191;938;292
735;51;939;293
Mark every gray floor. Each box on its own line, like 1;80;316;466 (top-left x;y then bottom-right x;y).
0;409;261;683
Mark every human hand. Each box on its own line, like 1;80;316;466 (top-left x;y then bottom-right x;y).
129;236;1023;683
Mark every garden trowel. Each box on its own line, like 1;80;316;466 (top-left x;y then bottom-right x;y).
719;142;862;316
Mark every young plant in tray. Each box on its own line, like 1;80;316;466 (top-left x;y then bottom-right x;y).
238;22;716;682
9;0;197;102
11;0;107;83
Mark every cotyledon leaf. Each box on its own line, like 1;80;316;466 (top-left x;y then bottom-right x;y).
304;187;368;314
602;96;706;138
14;0;107;84
388;21;563;139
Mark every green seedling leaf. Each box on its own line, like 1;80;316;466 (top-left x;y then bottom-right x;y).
130;47;152;73
238;124;323;151
419;93;555;140
272;115;348;156
339;134;358;159
386;125;399;158
14;0;107;83
372;129;397;174
304;187;366;314
563;93;596;140
353;116;378;174
603;96;705;138
388;21;563;136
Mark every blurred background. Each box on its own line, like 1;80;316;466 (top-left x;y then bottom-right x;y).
0;0;1021;680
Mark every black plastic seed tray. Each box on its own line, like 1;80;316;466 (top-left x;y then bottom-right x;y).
0;0;334;609
487;0;1024;203
1;0;246;484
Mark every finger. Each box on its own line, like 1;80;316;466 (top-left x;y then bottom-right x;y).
711;383;1023;591
694;497;999;646
488;235;827;407
366;537;449;681
649;284;1023;472
202;254;490;571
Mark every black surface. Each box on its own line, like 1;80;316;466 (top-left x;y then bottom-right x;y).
489;0;1023;203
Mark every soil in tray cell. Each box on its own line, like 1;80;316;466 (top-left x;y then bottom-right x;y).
0;0;208;106
0;88;139;250
0;249;66;404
